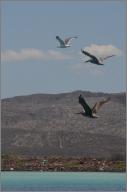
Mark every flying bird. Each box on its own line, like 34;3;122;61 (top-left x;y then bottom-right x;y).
78;94;110;118
56;36;77;48
81;49;115;65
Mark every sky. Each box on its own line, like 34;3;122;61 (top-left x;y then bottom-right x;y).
1;0;126;98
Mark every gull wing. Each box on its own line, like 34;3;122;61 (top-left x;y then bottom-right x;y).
99;55;115;62
79;95;92;114
81;49;98;61
64;36;77;45
56;36;65;46
92;97;110;114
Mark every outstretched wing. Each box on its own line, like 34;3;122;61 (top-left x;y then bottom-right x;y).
56;36;65;46
92;97;110;114
79;95;92;114
64;36;77;45
99;55;115;62
81;49;98;61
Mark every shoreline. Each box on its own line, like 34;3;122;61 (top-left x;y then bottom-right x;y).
2;170;125;172
2;155;126;172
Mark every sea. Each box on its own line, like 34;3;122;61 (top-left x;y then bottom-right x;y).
1;171;126;191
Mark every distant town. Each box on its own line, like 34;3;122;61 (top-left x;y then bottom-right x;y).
2;155;125;172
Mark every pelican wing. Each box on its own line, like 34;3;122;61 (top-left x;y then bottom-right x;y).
100;55;115;62
81;49;98;60
64;36;77;45
56;36;65;46
79;95;92;114
92;97;110;114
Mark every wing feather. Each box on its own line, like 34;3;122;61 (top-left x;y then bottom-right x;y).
56;36;65;46
99;55;115;62
79;95;92;114
64;36;77;45
92;97;110;114
81;49;98;61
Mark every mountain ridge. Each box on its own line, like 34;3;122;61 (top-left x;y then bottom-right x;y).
1;90;126;159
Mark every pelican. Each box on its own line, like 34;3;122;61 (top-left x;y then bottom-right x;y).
56;36;77;48
81;49;115;65
78;94;110;118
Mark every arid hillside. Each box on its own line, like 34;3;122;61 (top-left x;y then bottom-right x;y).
1;91;126;159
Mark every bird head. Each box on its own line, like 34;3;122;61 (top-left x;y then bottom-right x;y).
56;36;59;39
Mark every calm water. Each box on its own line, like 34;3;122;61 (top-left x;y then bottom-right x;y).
1;171;126;191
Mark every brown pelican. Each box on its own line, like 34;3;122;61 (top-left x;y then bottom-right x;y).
56;36;77;48
78;94;110;118
81;49;115;65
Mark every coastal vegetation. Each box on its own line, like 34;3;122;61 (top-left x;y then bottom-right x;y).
1;154;126;172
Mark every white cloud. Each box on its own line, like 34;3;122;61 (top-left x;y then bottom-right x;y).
82;44;122;58
1;48;72;62
69;62;104;76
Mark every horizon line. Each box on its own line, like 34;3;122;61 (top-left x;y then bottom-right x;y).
1;89;126;100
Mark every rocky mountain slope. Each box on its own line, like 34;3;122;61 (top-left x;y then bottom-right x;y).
1;91;126;159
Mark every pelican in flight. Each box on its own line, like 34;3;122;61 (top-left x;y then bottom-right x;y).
78;94;110;118
81;49;115;65
56;36;77;48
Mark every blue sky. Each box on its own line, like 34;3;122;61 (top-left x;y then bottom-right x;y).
1;0;126;98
